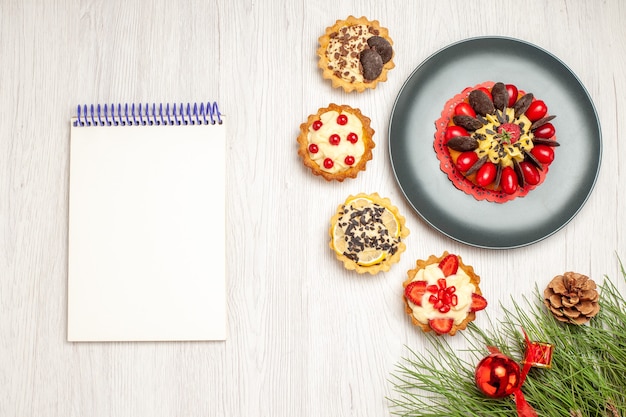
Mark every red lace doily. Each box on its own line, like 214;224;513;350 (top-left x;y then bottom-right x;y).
433;81;551;203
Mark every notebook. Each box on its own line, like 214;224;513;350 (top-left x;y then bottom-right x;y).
67;102;226;342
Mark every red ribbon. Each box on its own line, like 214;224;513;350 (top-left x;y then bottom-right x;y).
512;329;540;417
513;389;537;417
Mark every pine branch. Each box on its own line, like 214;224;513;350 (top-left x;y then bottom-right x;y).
388;262;626;417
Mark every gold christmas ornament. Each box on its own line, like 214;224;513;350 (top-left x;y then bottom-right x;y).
543;272;600;324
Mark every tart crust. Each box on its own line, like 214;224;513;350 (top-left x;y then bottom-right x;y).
317;16;395;93
329;193;409;275
297;103;375;181
403;252;483;335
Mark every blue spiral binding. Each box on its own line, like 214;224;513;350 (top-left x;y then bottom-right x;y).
73;101;222;127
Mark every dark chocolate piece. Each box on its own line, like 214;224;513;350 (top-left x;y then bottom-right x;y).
366;36;393;63
469;89;495;116
359;49;383;81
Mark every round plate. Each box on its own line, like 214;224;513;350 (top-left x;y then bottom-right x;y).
389;37;602;249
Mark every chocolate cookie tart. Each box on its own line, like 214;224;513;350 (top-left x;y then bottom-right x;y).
317;16;395;93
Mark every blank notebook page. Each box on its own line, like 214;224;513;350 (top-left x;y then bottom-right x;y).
67;106;226;342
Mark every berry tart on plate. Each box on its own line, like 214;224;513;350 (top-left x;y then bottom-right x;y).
434;81;559;203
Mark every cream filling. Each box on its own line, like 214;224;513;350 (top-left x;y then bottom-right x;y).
326;24;373;83
307;110;365;174
407;263;476;325
474;108;535;168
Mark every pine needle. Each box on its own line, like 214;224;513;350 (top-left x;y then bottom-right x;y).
388;261;626;417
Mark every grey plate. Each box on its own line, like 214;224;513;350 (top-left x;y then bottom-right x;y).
389;37;602;249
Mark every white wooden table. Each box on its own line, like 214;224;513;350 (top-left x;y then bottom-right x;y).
2;0;625;415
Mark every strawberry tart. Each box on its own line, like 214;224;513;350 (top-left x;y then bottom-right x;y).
403;252;487;335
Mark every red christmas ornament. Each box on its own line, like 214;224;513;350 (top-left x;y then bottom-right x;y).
474;329;550;417
475;348;521;398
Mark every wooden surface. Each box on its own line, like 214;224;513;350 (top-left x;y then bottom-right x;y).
1;0;625;415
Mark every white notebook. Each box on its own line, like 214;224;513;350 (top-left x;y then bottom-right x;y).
67;102;226;342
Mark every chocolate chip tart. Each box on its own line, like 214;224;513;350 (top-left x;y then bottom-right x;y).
317;16;395;93
329;193;409;275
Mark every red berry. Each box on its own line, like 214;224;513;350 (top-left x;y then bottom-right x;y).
450;294;458;306
440;292;451;305
445;126;469;142
425;276;459;313
337;114;348;125
500;166;518;194
477;87;492;101
329;134;340;145
428;318;454;335
456;151;479;172
347;132;359;143
438;254;459;277
405;281;427;306
476;162;497;187
531;145;555;164
505;84;518;107
312;120;322;130
454;102;476;118
308;143;318;154
519;161;540;185
344;155;355;165
323;158;334;169
525;100;548;121
470;293;488;312
533;122;555;139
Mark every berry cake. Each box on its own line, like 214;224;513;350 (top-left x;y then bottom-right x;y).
317;16;395;93
298;103;375;181
434;81;559;202
403;252;487;335
329;193;409;275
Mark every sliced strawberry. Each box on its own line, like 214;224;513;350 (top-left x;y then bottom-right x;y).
405;281;427;306
470;293;488;312
429;318;454;335
438;254;459;277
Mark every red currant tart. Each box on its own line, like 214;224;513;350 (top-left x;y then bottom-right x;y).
434;81;559;203
298;103;375;181
403;252;487;336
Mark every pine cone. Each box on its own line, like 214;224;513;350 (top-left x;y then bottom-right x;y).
543;272;600;324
